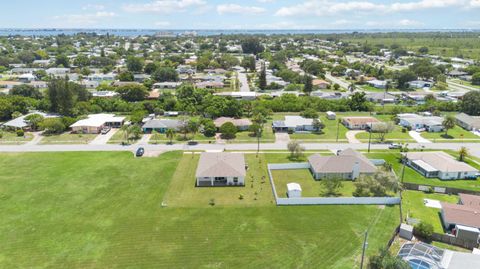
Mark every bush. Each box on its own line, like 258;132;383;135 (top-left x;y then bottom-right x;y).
16;129;24;137
414;221;434;241
0;131;3;139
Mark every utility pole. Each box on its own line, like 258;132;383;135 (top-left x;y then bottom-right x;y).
336;119;340;142
367;127;372;153
360;231;368;269
256;128;262;158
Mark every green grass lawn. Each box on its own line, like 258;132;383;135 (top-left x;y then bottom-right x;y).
0;131;33;145
39;133;97;145
149;132;216;144
366;151;480;192
107;130;142;144
420;126;480;142
355;127;414;143
0;151;400;268
229;125;275;143
163;153;275;207
402;190;458;233
272;169;356;197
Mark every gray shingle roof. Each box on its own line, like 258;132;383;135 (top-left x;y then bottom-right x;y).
195;153;246;178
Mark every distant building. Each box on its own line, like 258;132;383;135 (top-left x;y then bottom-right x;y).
214;117;252;131
142;119;181;133
455;113;480;131
342;117;380;130
272;116;316;133
397;113;444;132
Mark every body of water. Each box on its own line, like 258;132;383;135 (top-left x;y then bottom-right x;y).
0;28;478;37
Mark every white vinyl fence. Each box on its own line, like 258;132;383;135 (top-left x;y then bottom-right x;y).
267;163;401;206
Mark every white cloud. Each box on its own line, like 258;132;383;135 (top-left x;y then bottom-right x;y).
398;19;423;26
217;4;266;15
469;0;480;7
53;11;115;26
123;0;206;13
155;21;171;27
257;0;276;3
82;4;105;10
275;0;469;16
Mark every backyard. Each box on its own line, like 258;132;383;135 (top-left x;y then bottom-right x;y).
402;190;458;233
0;151;400;268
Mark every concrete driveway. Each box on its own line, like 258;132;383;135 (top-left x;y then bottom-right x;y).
275;133;290;143
89;129;119;145
135;134;152;145
409;131;432;143
345;130;364;144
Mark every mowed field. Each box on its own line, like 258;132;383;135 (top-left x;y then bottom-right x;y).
0;151;399;268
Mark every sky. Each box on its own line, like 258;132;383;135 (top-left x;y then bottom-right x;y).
1;0;480;30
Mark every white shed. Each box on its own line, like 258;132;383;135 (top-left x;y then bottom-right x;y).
399;223;413;240
287;183;302;198
326;111;336;120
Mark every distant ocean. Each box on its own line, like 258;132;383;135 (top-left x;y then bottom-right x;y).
0;29;478;37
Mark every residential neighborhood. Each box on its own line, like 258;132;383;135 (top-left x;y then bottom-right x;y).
2;3;480;268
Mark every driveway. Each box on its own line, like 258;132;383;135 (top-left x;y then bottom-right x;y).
345;131;364;144
25;132;44;146
135;134;152;145
89;129;119;145
409;131;432;143
275;133;290;143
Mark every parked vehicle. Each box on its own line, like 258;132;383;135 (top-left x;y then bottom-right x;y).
136;147;145;157
101;127;111;135
388;143;402;149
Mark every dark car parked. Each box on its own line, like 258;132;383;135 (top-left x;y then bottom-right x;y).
136;147;145;157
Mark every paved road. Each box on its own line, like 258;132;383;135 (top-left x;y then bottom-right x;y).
2;142;480;156
237;72;250;92
325;72;352;90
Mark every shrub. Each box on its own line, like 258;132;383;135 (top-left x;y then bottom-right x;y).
239;194;244;200
414;221;434;241
16;129;24;137
209;198;215;206
0;131;3;139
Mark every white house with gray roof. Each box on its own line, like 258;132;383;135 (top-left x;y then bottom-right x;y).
404;151;478;180
272;116;317;133
195;152;246;187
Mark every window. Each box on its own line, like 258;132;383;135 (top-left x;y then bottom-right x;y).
233;177;238;183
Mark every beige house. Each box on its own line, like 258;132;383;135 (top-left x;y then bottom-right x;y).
308;148;377;180
214;117;252;131
342;117;380;130
196;152;246;187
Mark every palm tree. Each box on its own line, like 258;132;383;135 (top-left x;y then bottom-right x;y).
348;82;356;92
459;147;469;162
442;115;456;137
166;128;175;145
120;124;131;144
